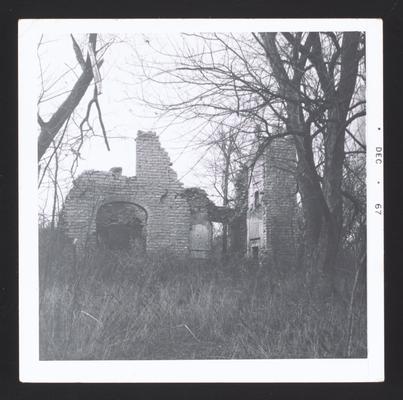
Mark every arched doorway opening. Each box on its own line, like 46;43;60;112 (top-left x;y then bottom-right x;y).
96;201;147;251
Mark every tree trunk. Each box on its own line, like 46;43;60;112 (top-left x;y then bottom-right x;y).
261;31;363;277
287;103;339;277
322;32;361;245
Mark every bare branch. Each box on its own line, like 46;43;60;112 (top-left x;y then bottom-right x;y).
37;34;104;161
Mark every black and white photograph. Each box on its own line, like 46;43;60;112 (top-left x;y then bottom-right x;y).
18;19;383;382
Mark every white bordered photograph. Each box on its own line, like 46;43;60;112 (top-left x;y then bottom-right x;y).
18;18;383;382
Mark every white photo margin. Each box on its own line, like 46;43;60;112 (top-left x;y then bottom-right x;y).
18;18;384;383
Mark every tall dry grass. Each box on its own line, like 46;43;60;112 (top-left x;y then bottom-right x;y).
39;228;367;360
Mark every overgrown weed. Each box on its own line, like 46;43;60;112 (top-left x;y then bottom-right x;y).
39;228;366;360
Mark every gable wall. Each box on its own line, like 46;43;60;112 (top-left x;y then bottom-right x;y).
60;131;191;254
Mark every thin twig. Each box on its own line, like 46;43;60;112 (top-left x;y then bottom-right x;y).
80;310;102;325
176;323;200;342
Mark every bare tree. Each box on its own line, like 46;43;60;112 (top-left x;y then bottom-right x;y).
202;125;245;253
258;32;365;273
127;32;366;276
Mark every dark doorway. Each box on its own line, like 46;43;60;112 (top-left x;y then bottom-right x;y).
96;202;147;251
252;246;259;260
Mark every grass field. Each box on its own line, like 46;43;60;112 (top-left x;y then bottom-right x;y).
39;228;367;360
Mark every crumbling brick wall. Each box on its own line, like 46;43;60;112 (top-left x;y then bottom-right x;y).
246;156;267;258
60;131;191;255
134;131;191;253
245;137;298;266
263;137;298;268
61;130;298;263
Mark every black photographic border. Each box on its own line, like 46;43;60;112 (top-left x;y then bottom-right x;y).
2;0;402;398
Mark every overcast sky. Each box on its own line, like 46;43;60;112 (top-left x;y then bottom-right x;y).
37;33;212;183
26;21;367;217
33;31;238;217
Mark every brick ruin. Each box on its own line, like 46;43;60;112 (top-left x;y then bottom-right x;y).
60;131;227;258
60;131;298;263
246;137;298;267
